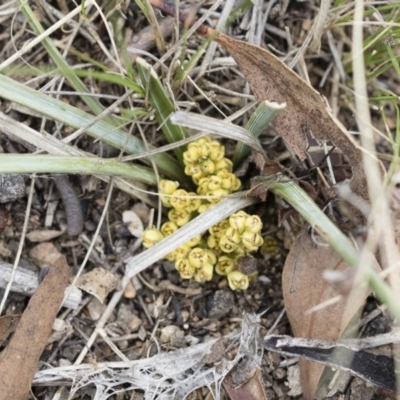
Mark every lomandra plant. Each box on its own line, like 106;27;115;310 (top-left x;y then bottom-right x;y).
142;136;263;290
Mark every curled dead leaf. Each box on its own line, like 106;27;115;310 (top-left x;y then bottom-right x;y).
122;209;144;237
76;268;119;303
213;33;376;204
282;234;380;399
26;229;64;242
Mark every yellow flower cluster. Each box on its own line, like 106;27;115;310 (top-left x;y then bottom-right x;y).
141;136;264;290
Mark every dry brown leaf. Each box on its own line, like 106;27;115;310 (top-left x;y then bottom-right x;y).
76;267;119;303
282;234;378;399
26;229;64;242
213;32;372;204
0;256;70;400
223;370;268;400
29;241;62;268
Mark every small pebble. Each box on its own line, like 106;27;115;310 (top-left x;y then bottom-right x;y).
273;367;287;380
207;290;234;319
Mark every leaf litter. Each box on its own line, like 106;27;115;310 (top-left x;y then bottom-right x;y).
0;256;70;400
147;1;396;398
1;1;398;399
32;313;264;400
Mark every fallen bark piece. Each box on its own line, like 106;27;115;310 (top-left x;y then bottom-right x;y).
0;262;81;310
0;256;70;400
0;315;21;347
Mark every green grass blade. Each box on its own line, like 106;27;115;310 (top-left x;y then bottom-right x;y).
0;155;157;185
170;111;265;154
136;58;189;162
173;40;210;87
0;74;186;183
7;65;143;96
233;100;286;167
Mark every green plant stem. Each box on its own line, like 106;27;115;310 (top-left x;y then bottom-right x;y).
0;74;186;183
257;176;400;322
233;100;285;167
0;155;157;185
136;58;189;163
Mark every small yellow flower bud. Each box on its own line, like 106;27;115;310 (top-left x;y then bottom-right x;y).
207;175;222;191
200;159;215;175
229;211;247;232
192;173;205;185
186;192;201;212
209;220;229;238
168;209;191;226
161;221;178;237
200;136;211;143
227;270;249;290
168;244;192;261
232;177;241;191
214;157;233;172
244;215;263;233
194;263;213;282
197;177;210;195
159;179;179;194
159;181;179;207
216;171;236;190
184;163;201;177
142;229;164;248
186;234;202;247
225;227;241;244
219;235;237;253
205;249;217;265
215;255;236;275
208;141;224;161
165;252;176;261
175;258;195;279
173;243;192;260
241;232;263;251
170;189;190;210
184;146;201;163
207;188;228;204
160;196;172;208
207;234;218;249
188;247;207;269
198;203;213;213
199;143;211;158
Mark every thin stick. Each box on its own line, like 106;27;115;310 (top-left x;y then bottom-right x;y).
0;178;35;314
